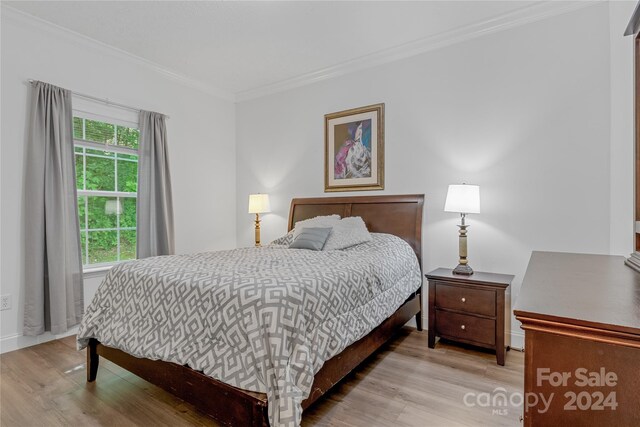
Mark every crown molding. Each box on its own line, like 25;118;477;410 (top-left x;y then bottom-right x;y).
2;1;602;104
1;4;236;102
235;0;601;102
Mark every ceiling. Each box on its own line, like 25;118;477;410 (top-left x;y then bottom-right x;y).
6;1;574;99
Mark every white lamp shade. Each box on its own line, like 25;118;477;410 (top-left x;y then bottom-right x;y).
248;194;271;214
444;184;480;214
104;199;122;215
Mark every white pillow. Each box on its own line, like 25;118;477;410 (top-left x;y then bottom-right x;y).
323;216;372;251
269;230;295;246
292;215;341;238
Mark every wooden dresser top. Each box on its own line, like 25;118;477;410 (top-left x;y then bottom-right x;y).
514;251;640;335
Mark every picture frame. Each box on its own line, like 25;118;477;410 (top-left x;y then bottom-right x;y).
324;103;384;192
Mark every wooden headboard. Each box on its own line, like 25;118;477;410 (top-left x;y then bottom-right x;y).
288;194;424;266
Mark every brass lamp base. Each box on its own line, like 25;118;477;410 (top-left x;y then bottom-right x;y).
453;213;474;276
453;263;474;275
254;213;261;247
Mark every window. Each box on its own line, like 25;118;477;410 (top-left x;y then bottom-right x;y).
74;116;139;267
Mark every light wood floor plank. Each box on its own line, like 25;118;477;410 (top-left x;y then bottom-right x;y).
1;328;523;426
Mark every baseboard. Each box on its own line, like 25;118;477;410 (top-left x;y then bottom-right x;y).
0;327;78;354
509;330;524;351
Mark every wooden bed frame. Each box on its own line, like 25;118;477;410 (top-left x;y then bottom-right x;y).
87;194;424;426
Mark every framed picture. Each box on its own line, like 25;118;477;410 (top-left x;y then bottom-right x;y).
324;103;384;192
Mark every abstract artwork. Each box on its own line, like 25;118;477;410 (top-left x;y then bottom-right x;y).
325;103;384;192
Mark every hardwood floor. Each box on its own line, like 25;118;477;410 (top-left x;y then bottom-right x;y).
0;327;523;426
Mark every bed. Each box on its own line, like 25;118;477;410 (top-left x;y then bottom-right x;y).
81;194;424;426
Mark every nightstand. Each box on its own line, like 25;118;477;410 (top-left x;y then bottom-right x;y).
426;268;513;365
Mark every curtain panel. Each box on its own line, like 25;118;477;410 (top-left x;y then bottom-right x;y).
24;81;84;336
137;111;175;258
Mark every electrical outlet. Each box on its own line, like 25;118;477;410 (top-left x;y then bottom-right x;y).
0;295;11;311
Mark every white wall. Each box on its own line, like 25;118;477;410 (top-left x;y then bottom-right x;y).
235;4;615;348
0;8;237;352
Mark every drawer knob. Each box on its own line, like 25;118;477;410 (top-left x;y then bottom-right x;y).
461;297;466;303
461;325;466;330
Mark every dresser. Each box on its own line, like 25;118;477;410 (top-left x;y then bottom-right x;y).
515;251;640;426
426;268;513;365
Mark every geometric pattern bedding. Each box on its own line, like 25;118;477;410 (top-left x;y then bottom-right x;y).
77;233;422;427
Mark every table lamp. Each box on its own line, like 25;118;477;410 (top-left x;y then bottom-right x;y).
104;199;122;215
248;194;271;247
444;184;480;275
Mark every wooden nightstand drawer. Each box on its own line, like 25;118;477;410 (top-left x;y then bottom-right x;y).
435;282;495;316
436;310;496;346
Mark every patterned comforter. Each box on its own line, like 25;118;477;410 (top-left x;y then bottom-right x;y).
77;233;422;426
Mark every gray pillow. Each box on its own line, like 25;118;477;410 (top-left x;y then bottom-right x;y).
322;216;372;251
289;227;333;251
292;215;340;239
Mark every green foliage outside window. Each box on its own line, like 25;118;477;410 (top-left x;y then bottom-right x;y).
74;117;139;265
73;116;139;149
73;117;83;139
117;126;139;149
85;156;115;191
118;159;137;193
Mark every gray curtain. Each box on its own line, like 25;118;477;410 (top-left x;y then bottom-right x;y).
137;111;175;258
24;81;84;336
624;1;640;35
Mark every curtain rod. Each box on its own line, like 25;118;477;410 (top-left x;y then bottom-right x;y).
27;79;169;119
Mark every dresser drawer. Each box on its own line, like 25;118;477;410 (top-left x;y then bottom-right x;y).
435;283;495;317
436;310;496;346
